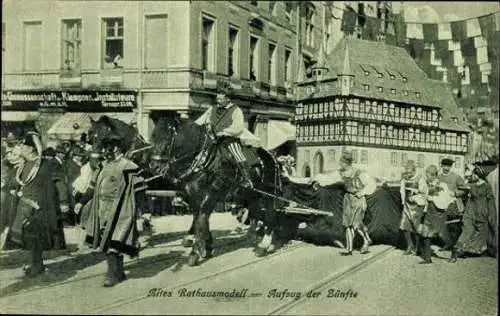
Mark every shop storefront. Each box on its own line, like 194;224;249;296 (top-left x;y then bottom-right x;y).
1;90;137;147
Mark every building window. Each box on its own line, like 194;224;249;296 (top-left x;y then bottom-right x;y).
228;26;239;77
402;76;407;83
61;19;81;70
403;90;409;96
364;71;369;76
145;15;168;69
305;6;315;47
202;16;216;72
268;42;276;85
284;48;292;84
377;86;383;92
360;150;368;164
269;1;277;15
391;152;398;166
284;2;293;23
391;88;396;94
23;21;42;70
249;35;259;80
415;91;421;98
378;73;383;78
363;84;369;91
103;18;124;68
250;1;258;6
390;74;395;80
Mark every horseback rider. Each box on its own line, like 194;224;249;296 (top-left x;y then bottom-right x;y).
196;81;253;189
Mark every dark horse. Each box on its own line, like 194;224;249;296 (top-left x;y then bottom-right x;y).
149;117;288;266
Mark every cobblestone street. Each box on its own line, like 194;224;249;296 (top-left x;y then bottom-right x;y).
0;214;497;315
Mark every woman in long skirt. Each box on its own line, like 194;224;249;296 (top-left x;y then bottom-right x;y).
450;165;497;262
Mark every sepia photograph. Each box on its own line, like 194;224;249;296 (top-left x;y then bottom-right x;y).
0;1;498;315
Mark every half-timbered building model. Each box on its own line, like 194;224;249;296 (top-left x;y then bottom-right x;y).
294;38;470;182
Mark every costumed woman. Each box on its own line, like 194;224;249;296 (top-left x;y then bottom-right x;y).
399;160;428;256
449;164;498;262
418;165;455;264
338;150;376;255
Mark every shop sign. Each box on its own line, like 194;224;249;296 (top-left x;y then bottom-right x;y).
1;90;137;112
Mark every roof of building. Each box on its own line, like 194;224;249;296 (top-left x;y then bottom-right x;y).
299;38;469;132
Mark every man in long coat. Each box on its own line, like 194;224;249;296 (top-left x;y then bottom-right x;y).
83;134;144;287
4;132;66;276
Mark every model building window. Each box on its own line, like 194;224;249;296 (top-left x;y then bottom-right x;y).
202;15;216;72
103;18;124;68
61;19;81;70
228;26;239;77
249;35;259;80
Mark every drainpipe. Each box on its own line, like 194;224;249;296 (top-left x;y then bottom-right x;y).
137;1;148;142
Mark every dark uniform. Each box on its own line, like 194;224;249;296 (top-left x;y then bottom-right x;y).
6;135;66;277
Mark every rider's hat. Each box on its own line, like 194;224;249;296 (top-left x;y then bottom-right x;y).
215;80;233;97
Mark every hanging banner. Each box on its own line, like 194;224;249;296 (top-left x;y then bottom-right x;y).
466;18;482;38
438;23;453;40
1;90;137;112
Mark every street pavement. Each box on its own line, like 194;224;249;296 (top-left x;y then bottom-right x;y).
0;213;497;315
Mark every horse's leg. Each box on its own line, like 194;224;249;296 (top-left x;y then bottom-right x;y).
183;211;197;247
188;193;215;266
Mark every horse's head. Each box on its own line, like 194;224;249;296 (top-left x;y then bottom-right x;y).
149;118;209;180
88;116;114;152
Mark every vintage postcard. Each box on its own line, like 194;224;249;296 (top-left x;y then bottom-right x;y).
1;1;498;315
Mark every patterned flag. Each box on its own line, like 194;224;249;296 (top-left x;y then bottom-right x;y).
423;23;438;42
451;20;467;41
406;23;424;39
466;18;482;38
438;22;453;40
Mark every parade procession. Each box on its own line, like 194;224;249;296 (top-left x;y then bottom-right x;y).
1;1;499;315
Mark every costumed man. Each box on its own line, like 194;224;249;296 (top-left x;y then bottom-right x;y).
338;150;376;255
194;81;253;189
83;134;144;287
52;143;79;226
438;157;466;251
4;132;66;276
450;164;498;262
1;132;23;248
399;160;428;256
418;165;454;264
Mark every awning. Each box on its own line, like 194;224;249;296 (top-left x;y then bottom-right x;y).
47;112;136;141
1;111;40;121
266;120;296;150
